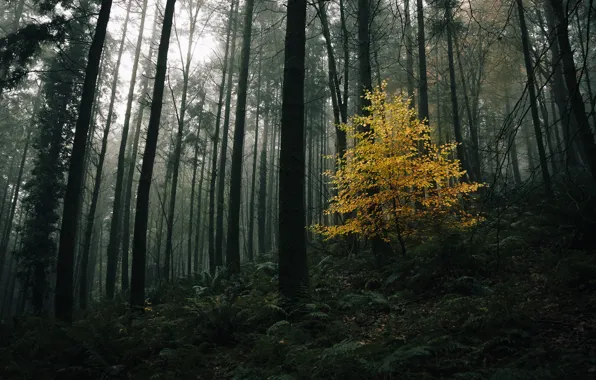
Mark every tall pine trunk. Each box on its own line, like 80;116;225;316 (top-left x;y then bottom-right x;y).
226;0;256;273
215;1;239;269
55;0;113;323
130;0;177;308
548;0;596;181
247;44;262;262
517;0;552;195
416;0;430;122
164;2;202;281
279;0;309;301
208;0;236;273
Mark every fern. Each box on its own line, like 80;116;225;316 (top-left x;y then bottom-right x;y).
376;345;432;373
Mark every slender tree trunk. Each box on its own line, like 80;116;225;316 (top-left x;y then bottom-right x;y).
416;0;430;123
257;105;269;255
55;0;113;323
505;89;522;185
98;0;133;299
226;0;256;273
446;13;470;178
0;127;32;279
549;0;596;181
404;0;415;106
110;0;148;295
188;97;206;276
215;0;239;269
279;0;309;301
130;0;177;308
209;0;236;274
247;46;262;262
194;145;207;272
517;0;552;195
544;2;582;166
164;3;201;281
318;0;347;162
453;34;480;180
122;3;161;292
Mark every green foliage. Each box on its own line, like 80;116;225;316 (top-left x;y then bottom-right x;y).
2;204;595;379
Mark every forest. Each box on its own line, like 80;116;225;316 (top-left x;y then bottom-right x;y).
0;0;595;378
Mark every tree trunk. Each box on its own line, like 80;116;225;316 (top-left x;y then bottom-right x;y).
122;1;161;292
317;0;347;156
446;11;470;178
215;0;239;269
453;34;481;180
257;104;270;255
55;0;113;323
279;0;309;301
247;43;262;262
194;144;207;272
517;0;552;196
98;0;133;299
404;0;415;106
208;0;237;274
226;0;256;273
164;2;202;281
0;118;33;279
505;88;522;185
108;0;148;295
130;0;177;308
188;96;206;276
549;0;596;181
416;0;430;123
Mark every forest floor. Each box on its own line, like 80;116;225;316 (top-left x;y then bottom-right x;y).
2;202;596;379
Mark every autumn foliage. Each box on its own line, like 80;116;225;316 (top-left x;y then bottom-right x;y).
315;84;483;252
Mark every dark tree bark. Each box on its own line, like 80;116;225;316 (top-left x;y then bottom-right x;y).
209;0;236;274
188;95;206;275
79;0;133;308
193;141;207;272
55;0;113;323
505;88;522;186
257;100;270;255
404;0;415;106
122;2;160;291
517;0;552;195
226;0;256;273
0;128;31;280
164;1;202;281
416;0;430;123
279;0;309;301
106;0;149;296
316;0;347;156
548;0;596;181
130;0;177;308
446;8;470;178
215;0;239;269
247;41;263;262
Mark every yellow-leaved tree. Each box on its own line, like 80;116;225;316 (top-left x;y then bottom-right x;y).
315;83;483;254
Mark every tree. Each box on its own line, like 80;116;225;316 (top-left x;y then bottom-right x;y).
215;0;239;269
55;0;113;323
105;0;149;297
315;85;482;254
164;0;203;281
17;5;89;315
226;0;256;273
208;0;237;274
130;0;177;308
278;0;309;301
516;0;551;196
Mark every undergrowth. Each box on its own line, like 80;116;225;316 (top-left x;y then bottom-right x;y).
1;203;596;379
